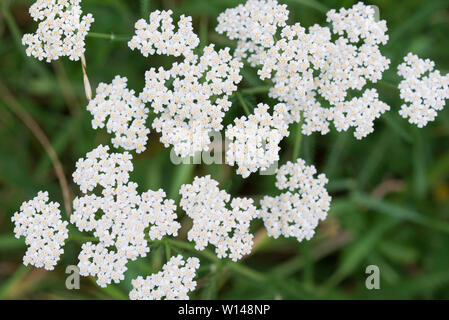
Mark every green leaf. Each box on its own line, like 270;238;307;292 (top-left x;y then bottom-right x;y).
388;0;449;46
382;113;413;143
352;192;449;233
326;217;397;288
323;132;349;178
357;131;390;189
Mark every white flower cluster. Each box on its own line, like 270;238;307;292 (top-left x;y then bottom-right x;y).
72;144;133;193
327;3;388;45
217;1;390;139
130;255;199;300
72;145;180;287
397;53;449;127
260;159;331;242
128;10;199;57
226;103;290;177
22;0;94;62
180;176;259;261
140;44;243;157
87;76;150;153
216;0;288;50
11;191;68;270
330;89;390;139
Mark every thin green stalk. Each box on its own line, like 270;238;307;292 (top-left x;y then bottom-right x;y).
240;86;271;95
67;235;99;242
198;16;208;53
165;240;171;261
378;80;399;91
165;239;220;262
87;32;131;41
292;117;304;161
236;91;251;116
225;261;265;283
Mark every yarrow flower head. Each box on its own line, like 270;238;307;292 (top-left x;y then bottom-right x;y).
87;76;150;153
328;89;390;139
22;0;94;62
226;103;290;178
141;44;243;157
216;0;289;51
130;255;200;300
180;176;259;261
260;159;331;242
12;191;68;270
217;1;390;139
128;10;199;57
326;2;388;45
74;184;180;287
72;144;133;193
72;145;180;287
397;53;449;127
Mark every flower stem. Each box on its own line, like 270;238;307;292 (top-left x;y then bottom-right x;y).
240;85;271;95
87;32;131;42
67;235;99;242
378;80;399;91
236;91;251;116
165;239;220;262
164;240;171;261
225;261;265;283
292;116;305;161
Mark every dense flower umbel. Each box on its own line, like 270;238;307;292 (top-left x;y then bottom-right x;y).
216;0;288;50
217;1;390;139
87;76;150;153
22;0;94;62
12;191;68;270
72;144;133;193
140;44;243;157
72;183;180;242
72;145;180;287
397;53;449;127
260;159;331;242
78;242;128;286
73;184;180;287
130;255;200;300
180;176;259;261
226;103;290;178
128;10;199;57
329;89;390;139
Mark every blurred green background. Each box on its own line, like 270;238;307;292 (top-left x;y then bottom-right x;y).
0;0;449;300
